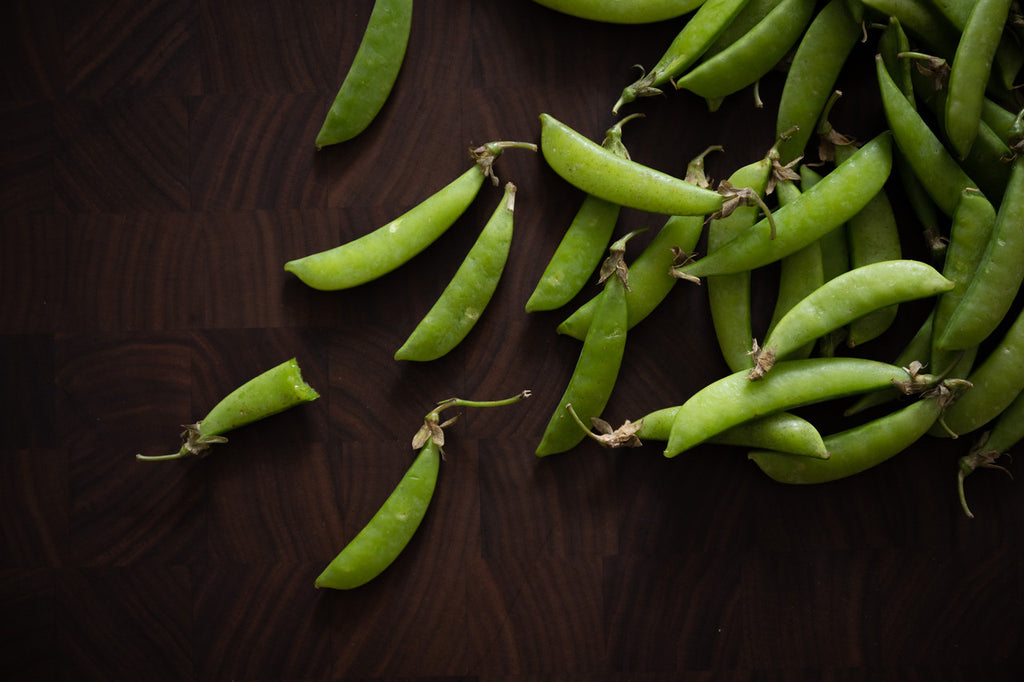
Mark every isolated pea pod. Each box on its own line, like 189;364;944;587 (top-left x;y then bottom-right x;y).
530;0;705;24
285;140;534;291
539;113;726;217
315;0;413;148
136;358;320;461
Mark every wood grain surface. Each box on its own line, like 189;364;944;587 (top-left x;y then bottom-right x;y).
2;1;1022;680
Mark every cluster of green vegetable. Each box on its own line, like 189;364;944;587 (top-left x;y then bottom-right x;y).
139;0;1024;590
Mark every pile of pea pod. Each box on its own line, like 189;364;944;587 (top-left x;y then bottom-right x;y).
144;0;1023;590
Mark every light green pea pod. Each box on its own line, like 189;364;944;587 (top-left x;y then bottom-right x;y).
664;357;935;457
137;358;320;461
750;381;968;484
749;260;954;379
531;0;706;24
315;0;413;148
637;407;828;458
396;182;517;361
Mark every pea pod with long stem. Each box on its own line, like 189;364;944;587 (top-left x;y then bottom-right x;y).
136;358;320;461
315;391;530;590
958;388;1022;518
395;182;517;361
536;233;635;456
284;140;535;291
748;260;954;379
525;115;641;313
315;0;413;148
664;357;936;457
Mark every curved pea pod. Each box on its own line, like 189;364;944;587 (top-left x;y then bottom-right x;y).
664;357;934;457
876;54;976;217
749;260;954;379
673;0;816;102
530;0;706;23
773;0;865;164
613;0;753;113
674;132;893;279
536;237;631;456
539;113;725;216
315;0;413;148
860;0;961;59
137;358;320;461
749;381;968;484
637;407;828;458
957;382;1024;516
395;183;516;362
937;155;1024;351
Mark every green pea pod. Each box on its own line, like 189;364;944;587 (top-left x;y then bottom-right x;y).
531;0;706;23
396;183;517;361
315;0;413;148
536;235;632;456
860;0;960;58
675;132;893;279
539;113;725;216
774;0;865;164
613;0;753;113
137;358;320;461
944;0;1015;158
958;386;1022;518
750;260;954;379
526;116;644;313
637;408;829;458
673;0;816;101
285;141;534;291
703;0;782;57
799;164;849;284
937;155;1024;351
876;54;976;217
878;16;915;104
749;384;962;484
708;154;773;371
664;357;932;457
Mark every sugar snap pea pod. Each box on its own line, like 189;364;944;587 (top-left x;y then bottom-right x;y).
530;0;705;23
315;0;413;148
879;16;916;103
395;183;517;362
664;357;935;457
750;380;969;484
876;54;976;217
536;234;634;456
933;301;1024;438
673;0;816;102
612;0;753;113
674;132;893;279
539;113;725;216
137;358;319;461
981;98;1021;146
774;0;865;165
703;0;781;56
798;164;849;284
861;0;960;57
526;115;642;313
958;388;1023;517
636;407;828;458
749;260;954;379
943;0;1016;158
708;154;773;371
555;145;720;339
316;391;529;589
285;140;535;291
937;154;1024;351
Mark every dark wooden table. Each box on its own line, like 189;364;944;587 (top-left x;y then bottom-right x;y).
3;1;1022;679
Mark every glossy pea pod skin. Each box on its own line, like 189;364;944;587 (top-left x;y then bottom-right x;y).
673;0;816;102
676;132;893;278
539;113;725;216
749;390;950;484
315;438;439;590
664;357;928;457
396;183;517;361
137;358;320;461
612;0;752;113
536;250;629;456
750;260;954;377
315;0;413;148
937;155;1024;351
943;0;1015;159
774;0;865;164
637;407;829;458
530;0;706;23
